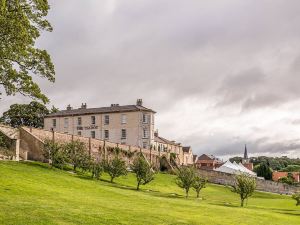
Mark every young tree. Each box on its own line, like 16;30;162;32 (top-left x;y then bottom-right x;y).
176;167;196;198
131;155;155;190
43;140;66;169
90;160;104;180
232;173;256;207
193;175;207;198
0;0;55;103
292;192;300;206
63;140;90;172
0;101;55;128
104;157;127;183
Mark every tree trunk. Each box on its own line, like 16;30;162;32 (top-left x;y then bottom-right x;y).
111;177;114;183
185;189;189;198
137;181;140;190
197;191;200;198
241;198;244;207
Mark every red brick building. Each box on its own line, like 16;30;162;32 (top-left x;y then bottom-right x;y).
196;154;223;170
272;172;300;183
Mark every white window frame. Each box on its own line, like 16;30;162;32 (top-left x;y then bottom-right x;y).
52;119;56;128
78;117;82;126
91;131;95;138
91;116;96;125
121;114;127;124
104;130;109;139
142;114;148;123
121;129;127;139
104;115;109;125
143;129;149;138
64;118;69;128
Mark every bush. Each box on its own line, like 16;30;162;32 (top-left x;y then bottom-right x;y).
131;155;155;190
232;173;256;207
193;175;207;198
63;140;91;172
104;157;127;183
43;140;67;169
91;160;104;180
176;167;196;198
292;193;300;206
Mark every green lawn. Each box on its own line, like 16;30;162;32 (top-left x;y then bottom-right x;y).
0;161;299;225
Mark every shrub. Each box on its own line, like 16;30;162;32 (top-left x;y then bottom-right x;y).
63;140;90;172
292;192;300;206
176;167;196;198
91;160;104;180
232;173;256;207
131;155;155;190
43;140;67;169
104;157;127;183
193;175;207;198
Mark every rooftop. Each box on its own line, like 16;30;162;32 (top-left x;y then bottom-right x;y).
45;100;156;118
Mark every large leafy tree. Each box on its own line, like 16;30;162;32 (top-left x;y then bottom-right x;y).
176;167;196;198
0;0;55;103
0;101;57;128
254;162;273;180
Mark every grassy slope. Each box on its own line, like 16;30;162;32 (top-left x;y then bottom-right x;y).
0;161;299;225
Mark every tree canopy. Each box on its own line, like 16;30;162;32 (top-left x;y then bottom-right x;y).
0;0;55;103
0;101;57;128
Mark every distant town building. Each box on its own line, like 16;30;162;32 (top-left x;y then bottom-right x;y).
44;99;155;149
196;154;223;170
272;172;300;183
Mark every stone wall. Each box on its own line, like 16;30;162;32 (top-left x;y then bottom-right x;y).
20;127;169;169
197;169;300;194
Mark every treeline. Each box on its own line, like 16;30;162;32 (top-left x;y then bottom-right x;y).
230;156;300;171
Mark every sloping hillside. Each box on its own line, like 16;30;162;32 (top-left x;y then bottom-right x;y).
0;161;299;225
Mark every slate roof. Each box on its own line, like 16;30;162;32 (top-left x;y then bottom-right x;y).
45;105;156;118
183;146;192;153
154;135;180;146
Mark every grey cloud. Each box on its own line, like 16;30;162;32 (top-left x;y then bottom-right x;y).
2;0;300;158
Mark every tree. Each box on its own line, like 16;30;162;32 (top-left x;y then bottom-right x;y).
64;140;90;172
278;173;295;185
0;101;55;128
91;160;104;180
292;193;300;206
176;167;196;198
254;162;272;180
0;0;55;103
193;175;207;198
232;173;256;207
104;157;127;183
131;155;155;191
43;140;66;169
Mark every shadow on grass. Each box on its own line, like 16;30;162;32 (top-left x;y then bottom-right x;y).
209;202;239;208
277;212;300;216
74;173;186;199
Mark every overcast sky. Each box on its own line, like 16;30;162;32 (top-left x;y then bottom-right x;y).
2;0;300;159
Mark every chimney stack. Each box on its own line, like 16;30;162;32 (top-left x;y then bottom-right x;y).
80;103;87;109
154;130;158;137
66;104;72;110
137;99;143;106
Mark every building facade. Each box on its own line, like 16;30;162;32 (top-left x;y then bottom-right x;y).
196;154;223;170
44;99;155;149
153;131;184;165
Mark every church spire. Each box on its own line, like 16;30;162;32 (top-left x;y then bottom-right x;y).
244;144;249;162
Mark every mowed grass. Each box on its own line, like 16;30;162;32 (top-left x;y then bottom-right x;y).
0;161;299;225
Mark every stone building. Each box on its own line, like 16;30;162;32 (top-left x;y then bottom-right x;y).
182;146;194;165
153;131;183;165
44;99;155;149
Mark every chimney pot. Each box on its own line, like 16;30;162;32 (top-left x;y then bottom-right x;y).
137;99;143;106
67;104;72;110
